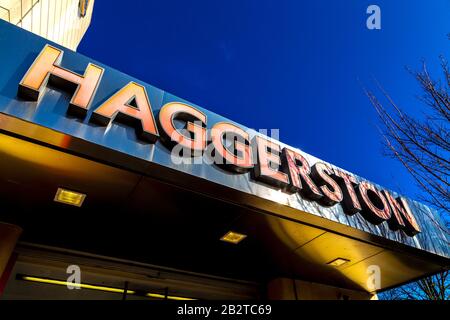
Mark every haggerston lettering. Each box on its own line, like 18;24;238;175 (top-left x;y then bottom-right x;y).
17;45;421;237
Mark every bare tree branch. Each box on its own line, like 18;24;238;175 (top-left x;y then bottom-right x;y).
366;57;450;300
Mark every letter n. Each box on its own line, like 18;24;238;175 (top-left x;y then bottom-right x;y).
18;44;104;117
91;82;159;143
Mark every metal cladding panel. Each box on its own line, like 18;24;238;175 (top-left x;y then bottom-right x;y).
0;19;448;261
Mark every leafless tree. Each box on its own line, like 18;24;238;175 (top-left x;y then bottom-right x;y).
380;271;449;300
365;57;449;300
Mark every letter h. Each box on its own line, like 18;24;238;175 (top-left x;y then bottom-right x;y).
18;44;104;117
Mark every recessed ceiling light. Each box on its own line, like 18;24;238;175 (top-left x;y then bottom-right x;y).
54;188;86;207
327;258;350;267
220;231;247;244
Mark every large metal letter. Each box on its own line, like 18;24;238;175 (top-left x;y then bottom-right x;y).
91;82;159;143
18;44;104;117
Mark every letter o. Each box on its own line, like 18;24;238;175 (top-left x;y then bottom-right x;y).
357;181;391;224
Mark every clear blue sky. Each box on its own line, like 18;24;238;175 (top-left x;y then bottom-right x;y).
78;0;449;200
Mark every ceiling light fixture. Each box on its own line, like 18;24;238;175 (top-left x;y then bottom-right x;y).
327;258;350;267
220;231;247;244
54;187;86;207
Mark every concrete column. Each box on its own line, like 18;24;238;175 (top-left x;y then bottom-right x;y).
0;222;22;278
267;277;377;300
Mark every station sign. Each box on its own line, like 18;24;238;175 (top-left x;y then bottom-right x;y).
17;45;421;236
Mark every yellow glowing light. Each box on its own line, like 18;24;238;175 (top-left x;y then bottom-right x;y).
54;188;86;207
220;231;247;244
146;292;166;299
146;292;195;300
327;258;350;267
22;276;135;294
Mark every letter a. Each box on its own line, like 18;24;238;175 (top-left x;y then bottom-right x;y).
366;5;381;30
91;82;159;143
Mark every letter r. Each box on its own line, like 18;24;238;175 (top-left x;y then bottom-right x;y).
18;44;104;117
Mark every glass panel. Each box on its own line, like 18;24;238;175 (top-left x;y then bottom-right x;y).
0;7;9;21
40;0;48;38
31;0;40;34
7;0;21;25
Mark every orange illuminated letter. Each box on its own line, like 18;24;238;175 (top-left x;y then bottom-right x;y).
382;191;421;236
91;82;159;143
159;102;207;156
332;169;362;215
311;163;343;206
357;181;391;224
253;136;289;188
281;148;323;200
211;122;253;173
18;44;104;117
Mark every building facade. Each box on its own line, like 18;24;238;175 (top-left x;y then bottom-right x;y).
0;0;94;50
